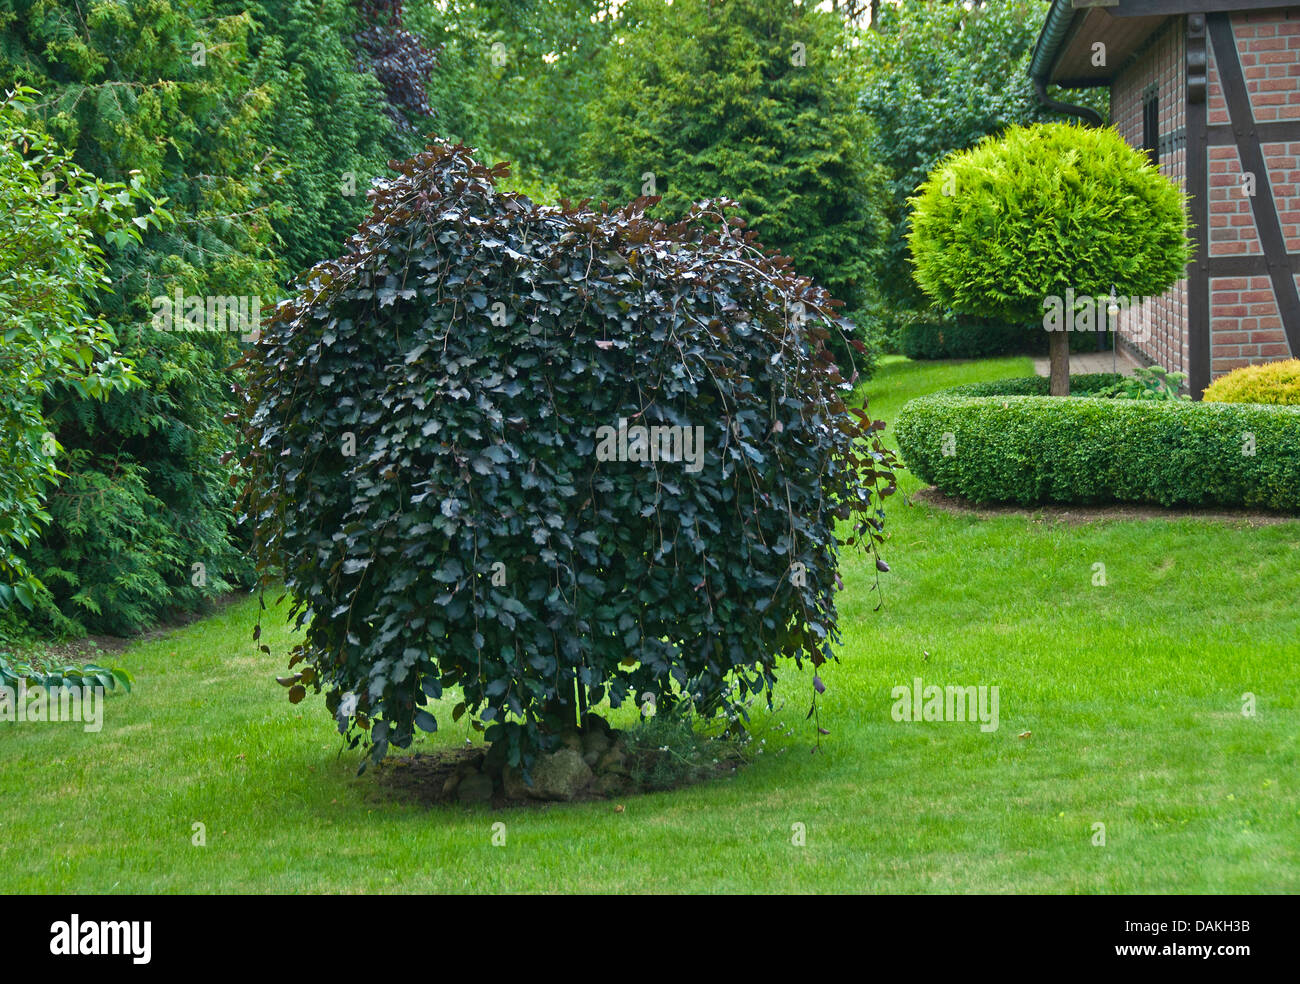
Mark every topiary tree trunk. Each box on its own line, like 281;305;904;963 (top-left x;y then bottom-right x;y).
1049;331;1070;396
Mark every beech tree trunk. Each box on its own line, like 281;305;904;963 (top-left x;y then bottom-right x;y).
1049;330;1071;396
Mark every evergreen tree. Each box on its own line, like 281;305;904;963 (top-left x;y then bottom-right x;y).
233;0;411;277
858;0;1108;313
579;0;888;368
406;0;617;199
0;0;439;634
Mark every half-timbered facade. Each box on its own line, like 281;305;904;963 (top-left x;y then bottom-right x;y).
1031;0;1300;397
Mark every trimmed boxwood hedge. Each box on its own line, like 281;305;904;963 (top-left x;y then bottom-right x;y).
895;376;1300;511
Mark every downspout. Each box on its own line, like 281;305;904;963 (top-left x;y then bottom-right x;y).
1033;77;1104;127
1029;0;1104;126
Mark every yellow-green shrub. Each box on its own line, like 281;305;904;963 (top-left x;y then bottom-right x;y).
907;123;1191;324
1203;359;1300;405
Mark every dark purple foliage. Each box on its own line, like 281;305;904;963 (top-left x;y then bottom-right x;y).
353;1;440;130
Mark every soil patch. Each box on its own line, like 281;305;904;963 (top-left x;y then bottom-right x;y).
911;487;1298;526
376;722;744;810
5;591;248;664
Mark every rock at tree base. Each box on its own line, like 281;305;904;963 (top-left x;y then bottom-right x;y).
484;718;629;801
596;746;629;776
593;773;630;797
504;747;594;801
581;729;610;761
456;772;494;804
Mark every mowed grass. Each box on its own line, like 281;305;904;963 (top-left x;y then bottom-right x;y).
1;354;1296;893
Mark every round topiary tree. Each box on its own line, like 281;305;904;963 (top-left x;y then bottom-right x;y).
907;122;1191;395
236;141;898;775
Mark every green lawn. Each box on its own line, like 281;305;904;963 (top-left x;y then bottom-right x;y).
2;354;1296;893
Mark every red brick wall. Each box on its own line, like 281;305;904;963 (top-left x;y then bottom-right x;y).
1112;11;1299;383
1204;10;1300;376
1207;10;1300;124
1208;275;1289;372
1112;18;1189;376
1208;144;1261;258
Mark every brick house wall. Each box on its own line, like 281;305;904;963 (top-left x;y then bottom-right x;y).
1206;10;1300;374
1112;10;1300;381
1112;19;1189;375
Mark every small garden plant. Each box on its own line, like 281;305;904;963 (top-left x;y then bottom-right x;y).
1098;365;1189;402
0;651;132;695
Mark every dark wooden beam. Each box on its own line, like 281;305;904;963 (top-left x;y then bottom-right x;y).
1206;253;1269;276
1209;12;1300;365
1112;0;1300;18
1200;253;1300;276
1208;120;1300;144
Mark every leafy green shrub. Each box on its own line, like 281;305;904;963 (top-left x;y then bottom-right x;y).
238;142;899;771
895;379;1300;510
1203;359;1300;406
2;2;285;634
18;440;245;637
1098;365;1189;402
947;367;1187;402
937;374;1125;398
624;710;746;792
0;652;132;695
900;316;1029;360
0;87;151;607
907;123;1190;393
873;310;1098;361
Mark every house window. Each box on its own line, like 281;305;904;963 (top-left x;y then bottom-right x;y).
1142;89;1160;165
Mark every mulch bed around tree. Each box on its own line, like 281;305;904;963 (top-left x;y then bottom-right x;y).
375;731;745;810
